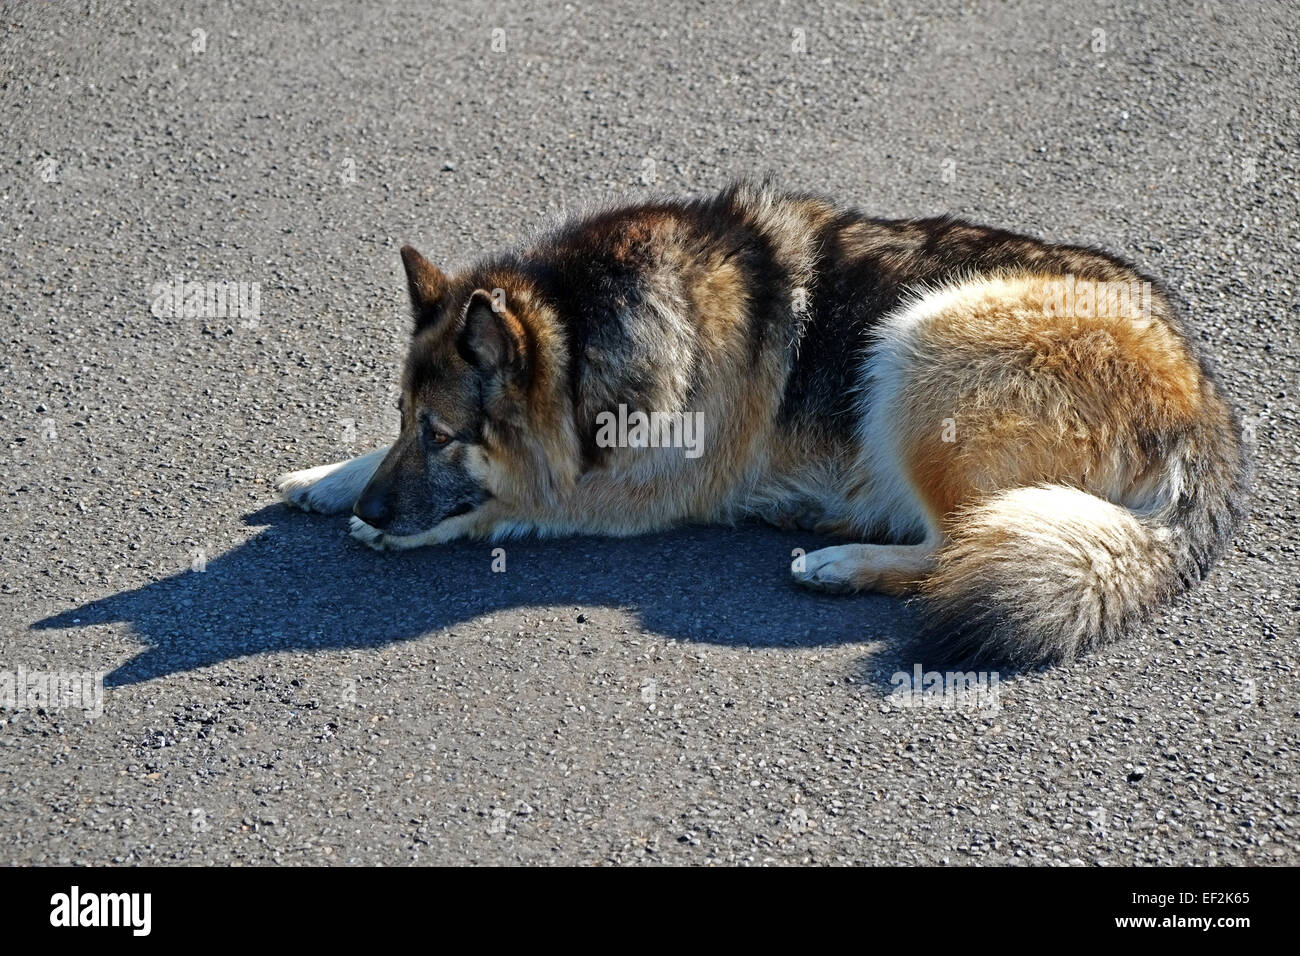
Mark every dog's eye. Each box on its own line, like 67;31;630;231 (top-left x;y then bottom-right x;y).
431;432;450;445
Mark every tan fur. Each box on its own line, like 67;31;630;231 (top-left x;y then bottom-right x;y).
891;274;1203;530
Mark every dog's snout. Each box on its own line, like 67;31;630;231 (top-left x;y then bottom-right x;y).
353;488;393;529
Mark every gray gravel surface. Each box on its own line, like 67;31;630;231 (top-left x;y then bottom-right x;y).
1;0;1296;865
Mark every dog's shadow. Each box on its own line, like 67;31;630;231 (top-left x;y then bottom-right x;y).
34;505;923;687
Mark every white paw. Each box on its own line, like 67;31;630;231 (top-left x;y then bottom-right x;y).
275;463;352;513
348;516;388;549
275;447;388;515
348;516;433;552
791;545;859;593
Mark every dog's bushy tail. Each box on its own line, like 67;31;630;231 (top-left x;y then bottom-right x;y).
920;417;1248;668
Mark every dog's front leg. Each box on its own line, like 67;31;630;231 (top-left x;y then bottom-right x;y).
275;447;389;514
348;501;517;551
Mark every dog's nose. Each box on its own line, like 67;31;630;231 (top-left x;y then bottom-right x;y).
353;490;393;529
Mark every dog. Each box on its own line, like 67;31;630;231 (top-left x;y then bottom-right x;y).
276;180;1248;667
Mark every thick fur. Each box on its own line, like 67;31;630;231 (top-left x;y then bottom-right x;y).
276;180;1248;667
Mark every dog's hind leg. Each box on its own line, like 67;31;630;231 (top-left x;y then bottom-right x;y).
275;446;389;514
792;539;938;596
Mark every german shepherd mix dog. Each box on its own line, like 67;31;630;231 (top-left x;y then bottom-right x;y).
276;181;1248;667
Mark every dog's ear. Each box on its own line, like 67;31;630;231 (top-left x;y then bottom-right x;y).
400;245;449;331
457;289;527;378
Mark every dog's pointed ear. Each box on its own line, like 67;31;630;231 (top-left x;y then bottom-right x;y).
457;289;527;377
400;245;448;331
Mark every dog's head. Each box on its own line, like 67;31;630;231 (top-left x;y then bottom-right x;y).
352;246;573;538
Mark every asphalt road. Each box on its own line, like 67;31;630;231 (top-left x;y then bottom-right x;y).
1;1;1296;865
